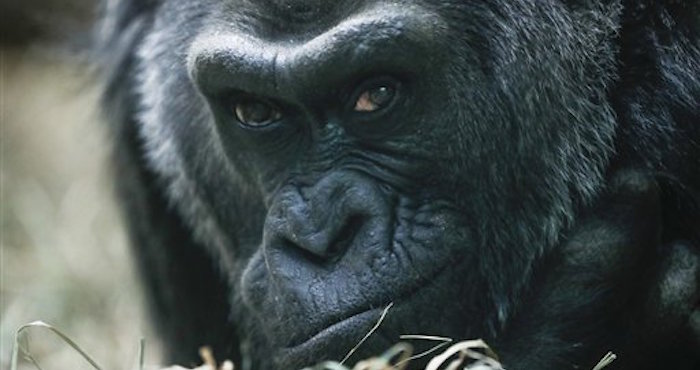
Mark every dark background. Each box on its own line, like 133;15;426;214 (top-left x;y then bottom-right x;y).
0;0;95;46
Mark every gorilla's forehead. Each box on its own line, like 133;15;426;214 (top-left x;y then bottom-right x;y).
243;0;358;21
187;3;446;83
202;0;443;42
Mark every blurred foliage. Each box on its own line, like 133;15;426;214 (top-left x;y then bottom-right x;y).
1;2;158;369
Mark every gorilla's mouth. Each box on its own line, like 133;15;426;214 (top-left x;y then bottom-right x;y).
282;307;383;352
271;269;459;367
239;197;473;364
273;255;463;365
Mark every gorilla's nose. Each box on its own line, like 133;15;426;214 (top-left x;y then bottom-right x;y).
264;173;388;261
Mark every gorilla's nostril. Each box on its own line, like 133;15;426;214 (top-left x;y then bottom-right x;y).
325;215;366;260
264;178;387;263
277;214;367;264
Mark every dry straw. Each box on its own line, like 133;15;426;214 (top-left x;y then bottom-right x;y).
10;318;616;370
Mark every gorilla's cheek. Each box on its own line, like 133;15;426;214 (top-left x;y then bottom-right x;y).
238;199;475;361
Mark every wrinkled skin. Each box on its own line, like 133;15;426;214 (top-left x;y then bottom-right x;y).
98;0;700;369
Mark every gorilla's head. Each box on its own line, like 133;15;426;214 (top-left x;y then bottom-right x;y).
100;0;700;369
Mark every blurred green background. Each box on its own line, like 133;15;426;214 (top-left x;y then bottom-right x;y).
1;1;159;369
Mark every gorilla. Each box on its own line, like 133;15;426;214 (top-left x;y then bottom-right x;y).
97;0;700;369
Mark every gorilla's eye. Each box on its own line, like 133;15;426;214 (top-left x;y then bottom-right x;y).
353;84;397;113
233;99;282;128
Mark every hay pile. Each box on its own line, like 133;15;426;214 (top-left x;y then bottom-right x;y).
164;339;504;370
11;321;616;370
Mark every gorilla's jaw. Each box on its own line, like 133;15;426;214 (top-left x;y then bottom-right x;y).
236;189;481;368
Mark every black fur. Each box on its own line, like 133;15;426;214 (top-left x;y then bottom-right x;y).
97;1;700;369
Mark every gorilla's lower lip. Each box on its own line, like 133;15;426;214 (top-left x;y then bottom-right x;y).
280;308;382;358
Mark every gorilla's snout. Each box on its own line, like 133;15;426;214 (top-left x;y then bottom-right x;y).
263;172;391;262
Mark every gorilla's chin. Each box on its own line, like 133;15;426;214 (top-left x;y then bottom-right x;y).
275;309;385;367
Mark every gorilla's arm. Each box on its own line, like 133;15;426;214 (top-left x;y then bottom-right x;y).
113;116;235;365
497;171;700;369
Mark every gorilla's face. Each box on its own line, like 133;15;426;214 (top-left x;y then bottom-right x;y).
134;0;619;367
